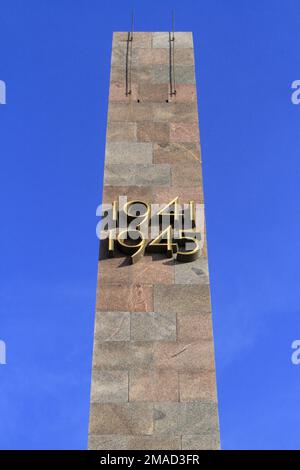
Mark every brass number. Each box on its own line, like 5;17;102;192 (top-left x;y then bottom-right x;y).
175;230;200;262
123;200;150;230
147;226;177;258
117;229;147;264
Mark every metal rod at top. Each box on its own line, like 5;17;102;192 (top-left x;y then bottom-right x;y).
172;10;175;41
131;10;134;41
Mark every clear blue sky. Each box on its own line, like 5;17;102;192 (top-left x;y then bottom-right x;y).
0;0;300;450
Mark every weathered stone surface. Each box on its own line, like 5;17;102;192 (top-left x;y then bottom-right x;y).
112;32;152;49
152;65;195;84
108;103;154;122
90;370;128;403
177;313;213;341
179;402;219;434
90;434;182;450
111;46;138;67
179;370;217;402
153;103;198;123
152;186;204;205
171;161;202;187
182;432;220;450
138;48;168;65
97;284;153;312
175;257;209;284
130;370;179;402
153;402;219;435
137;122;169;143
170;122;200;142
106;122;137;142
94;311;130;342
110;66;155;86
174;48;195;65
128;435;181;450
98;255;174;286
153;340;215;371
105;142;152;165
109;82;138;102
104;164;171;187
102;185;154;203
93;341;154;370
89;434;130;450
154;403;179;435
154;285;212;314
89;403;153;435
153;32;193;49
173;84;197;102
153;142;201;164
138;83;169;102
131;311;176;341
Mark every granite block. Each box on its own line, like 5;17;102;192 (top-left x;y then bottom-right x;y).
137;48;168;65
154;285;212;314
177;313;213;341
179;370;217;402
153;32;193;49
97;284;153;312
104;164;171;187
93;341;154;370
131;311;177;341
108;103;154;122
89;403;153;435
170;122;200;142
182;432;220;450
106;122;137;142
129;370;179;402
173;84;197;102
153;401;219;435
94;311;130;342
138;83;169;102
137;122;170;143
154;340;215;371
153;103;198;123
90;370;129;403
153;142;201;164
105;142;152;165
171;161;202;187
98;255;174;286
175;257;209;284
152;65;195;84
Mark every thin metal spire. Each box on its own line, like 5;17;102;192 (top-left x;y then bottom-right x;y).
169;10;176;99
125;10;134;96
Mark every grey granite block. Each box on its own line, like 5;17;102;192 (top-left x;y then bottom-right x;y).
182;432;220;450
89;434;130;450
93;341;154;370
111;45;138;66
94;311;130;342
179;402;219;434
104;164;171;187
152;65;195;84
175;257;209;285
153;402;219;436
153;32;193;49
154;403;179;435
105;142;152;165
90;370;128;403
128;435;181;450
131;312;176;341
89;434;182;450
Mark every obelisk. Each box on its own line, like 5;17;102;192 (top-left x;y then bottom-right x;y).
88;31;220;450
